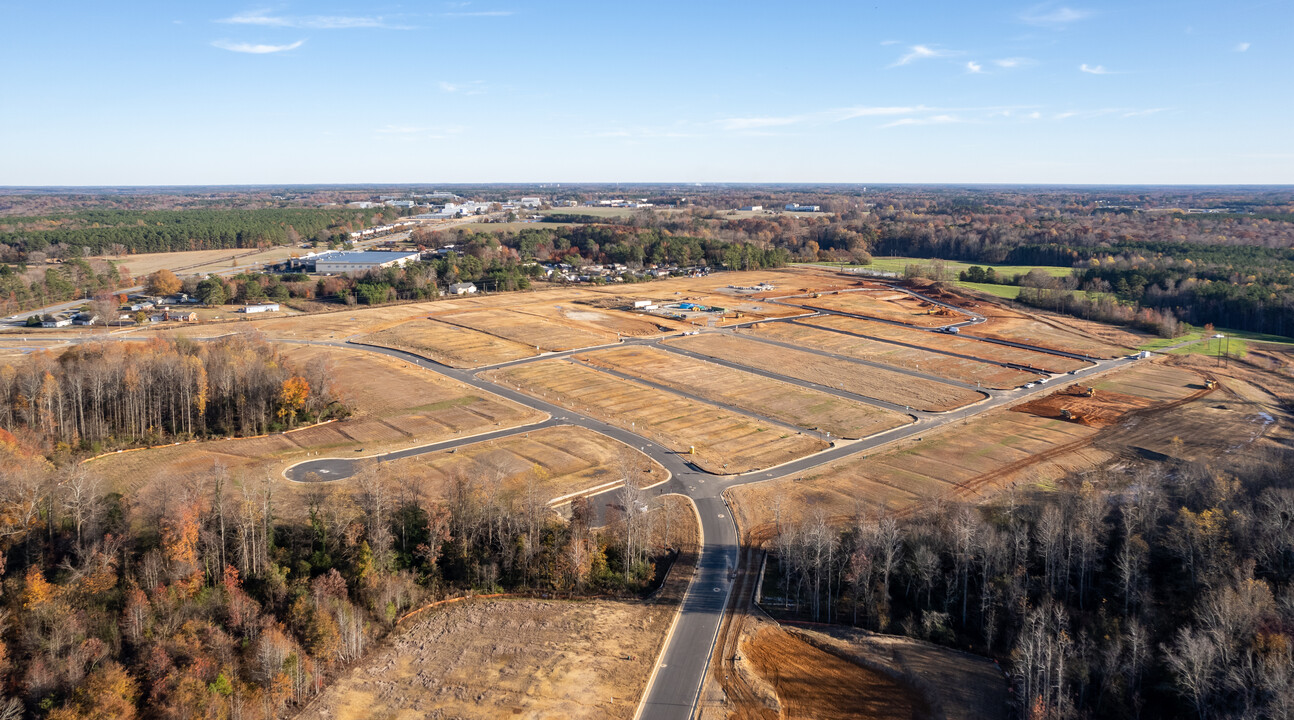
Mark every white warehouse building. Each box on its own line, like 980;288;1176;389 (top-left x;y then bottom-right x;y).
313;250;422;274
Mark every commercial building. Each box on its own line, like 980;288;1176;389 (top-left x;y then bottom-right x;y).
311;250;422;274
785;203;821;212
243;303;280;314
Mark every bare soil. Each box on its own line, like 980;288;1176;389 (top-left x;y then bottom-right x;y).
664;333;986;412
358;318;539;367
575;345;910;439
793;288;971;327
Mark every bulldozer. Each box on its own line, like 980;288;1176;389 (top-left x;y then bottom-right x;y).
1068;384;1095;397
1060;408;1081;422
1205;379;1218;390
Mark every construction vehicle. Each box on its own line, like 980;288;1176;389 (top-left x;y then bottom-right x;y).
1059;409;1076;421
1206;380;1218;390
1068;384;1095;397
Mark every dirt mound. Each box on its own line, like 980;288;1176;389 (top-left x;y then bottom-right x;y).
1011;387;1153;427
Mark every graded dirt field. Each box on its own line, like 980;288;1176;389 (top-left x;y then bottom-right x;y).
733;622;925;720
793;288;971;327
87;344;544;496
801;315;1090;374
663;333;986;412
964;305;1130;359
438;308;618;351
1011;385;1155;427
515;302;684;337
485;359;829;473
729;361;1204;531
575;346;910;439
300;495;700;720
358;318;540;367
740;321;1037;389
353;425;668;504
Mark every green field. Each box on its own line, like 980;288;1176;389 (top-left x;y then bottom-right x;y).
1136;326;1294;357
956;281;1022;299
850;257;1076;278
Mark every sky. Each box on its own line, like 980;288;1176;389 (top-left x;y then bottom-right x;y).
0;1;1290;185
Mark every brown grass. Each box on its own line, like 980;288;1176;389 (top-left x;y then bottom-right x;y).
437;308;618;351
741;321;1036;389
964;304;1130;359
794;289;971;327
575;346;909;439
663;333;985;412
484;359;828;473
358;319;539;367
802;315;1089;374
729;361;1203;532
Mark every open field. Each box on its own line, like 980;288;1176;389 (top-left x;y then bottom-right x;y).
729;362;1204;531
87;344;544;497
358;318;540;367
438;308;618;351
575;346;910;439
787;314;1090;374
825;257;1076;279
484;359;828;473
964;302;1130;358
514;302;683;337
740;321;1037;389
94;245;304;278
352;425;668;503
793;288;971;327
663;333;985;412
733;621;925;720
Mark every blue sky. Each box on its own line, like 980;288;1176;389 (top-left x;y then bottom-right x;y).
0;1;1289;185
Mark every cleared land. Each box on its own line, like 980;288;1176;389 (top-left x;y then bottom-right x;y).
734;622;925;720
729;362;1203;531
793;289;970;327
356;425;668;503
438;308;618;351
1011;385;1154;427
358;318;539;367
663;333;985;412
95;245;303;278
803;315;1088;374
87;345;544;497
740;321;1037;389
964;304;1129;359
514;303;682;337
575;346;910;439
485;359;828;473
301;495;699;720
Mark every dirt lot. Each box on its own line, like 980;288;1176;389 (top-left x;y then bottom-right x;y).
299;495;700;720
1011;385;1155;427
87;344;544;498
484;359;828;473
729;362;1203;531
731;620;926;720
663;333;986;412
515;302;685;337
741;321;1037;389
794;288;971;327
963;303;1130;359
96;245;303;278
358;319;540;367
575;346;911;439
365;425;669;504
437;308;618;352
803;315;1089;374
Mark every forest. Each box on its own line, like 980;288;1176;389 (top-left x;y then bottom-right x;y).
768;448;1294;719
0;335;347;456
0;208;384;257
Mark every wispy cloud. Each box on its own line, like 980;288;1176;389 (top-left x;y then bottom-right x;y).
719;106;922;131
891;44;960;66
1020;4;1092;26
211;39;305;54
438;80;487;95
993;57;1034;68
219;9;406;29
443;10;514;17
1079;63;1117;74
1122;108;1167;117
1234;41;1251;52
966;61;984;73
883;115;962;128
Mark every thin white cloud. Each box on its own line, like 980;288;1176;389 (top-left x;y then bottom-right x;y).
1234;41;1251;52
720;106;922;131
883;114;961;128
832;106;924;120
993;57;1034;68
966;61;984;73
1122;108;1167;117
1028;111;1043;119
1020;4;1092;26
439;81;460;93
438;80;487;95
891;44;960;67
211;39;305;54
719;116;804;131
880;39;902;46
443;10;514;17
219;10;404;29
1079;63;1116;74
